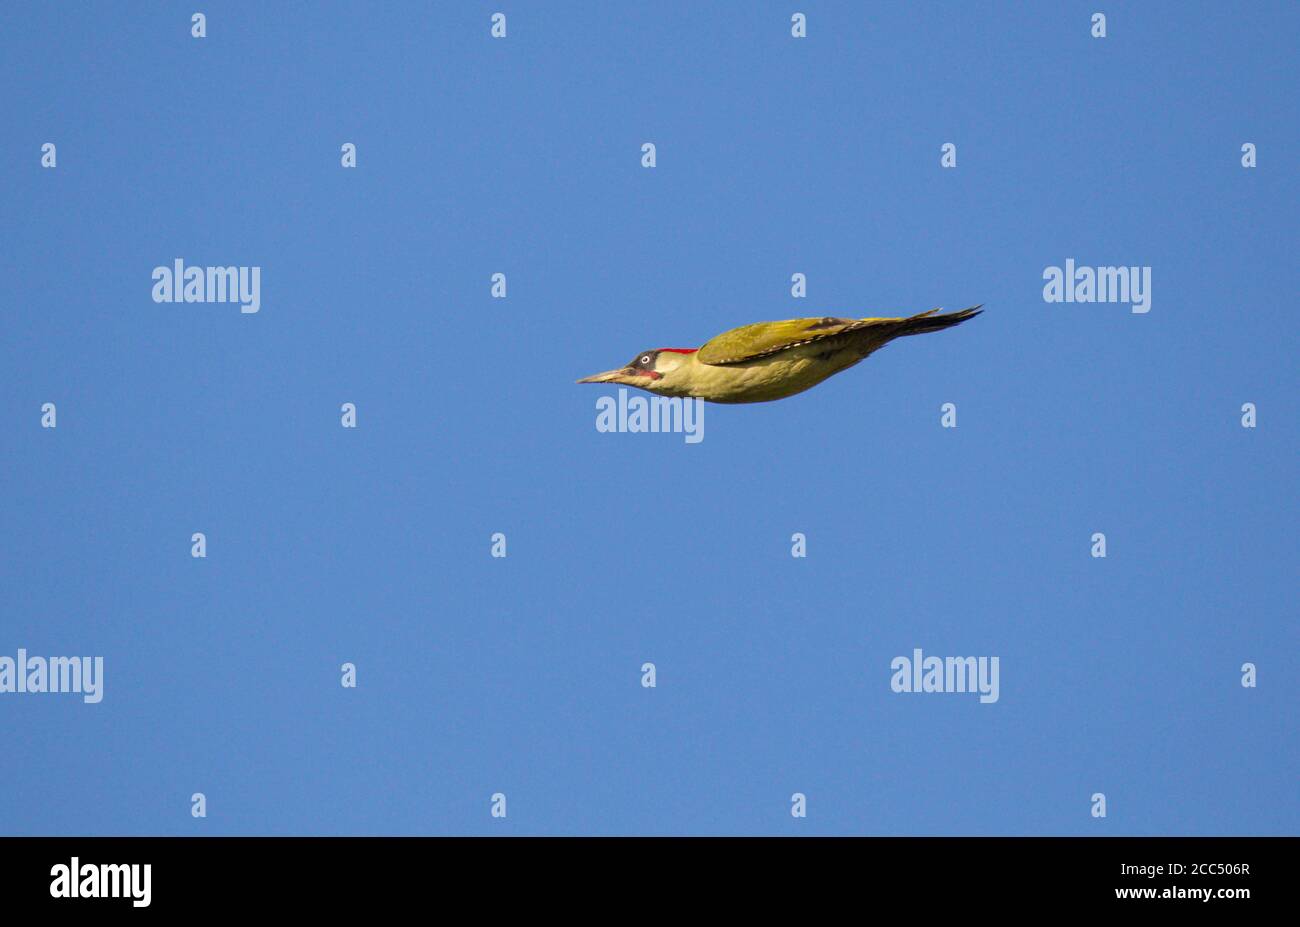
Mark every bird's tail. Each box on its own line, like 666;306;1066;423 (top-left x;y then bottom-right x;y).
891;305;983;336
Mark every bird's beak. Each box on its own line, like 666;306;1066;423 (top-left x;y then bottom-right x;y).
576;367;635;384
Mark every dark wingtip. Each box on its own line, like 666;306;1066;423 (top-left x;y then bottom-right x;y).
898;304;984;336
946;305;983;323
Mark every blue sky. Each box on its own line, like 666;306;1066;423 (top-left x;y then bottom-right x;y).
1;2;1295;835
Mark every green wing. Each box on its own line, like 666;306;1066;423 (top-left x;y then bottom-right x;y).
697;316;887;365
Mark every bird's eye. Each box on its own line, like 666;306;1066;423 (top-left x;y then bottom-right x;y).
639;354;652;366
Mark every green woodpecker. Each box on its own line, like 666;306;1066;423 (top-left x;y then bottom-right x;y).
577;306;982;404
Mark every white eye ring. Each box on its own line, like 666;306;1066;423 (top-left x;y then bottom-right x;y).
640;355;652;366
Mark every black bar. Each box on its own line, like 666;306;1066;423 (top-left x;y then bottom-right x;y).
0;836;1288;913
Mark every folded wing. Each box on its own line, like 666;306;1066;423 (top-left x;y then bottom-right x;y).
696;316;896;366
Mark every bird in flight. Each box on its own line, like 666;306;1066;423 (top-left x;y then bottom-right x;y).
577;306;982;404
